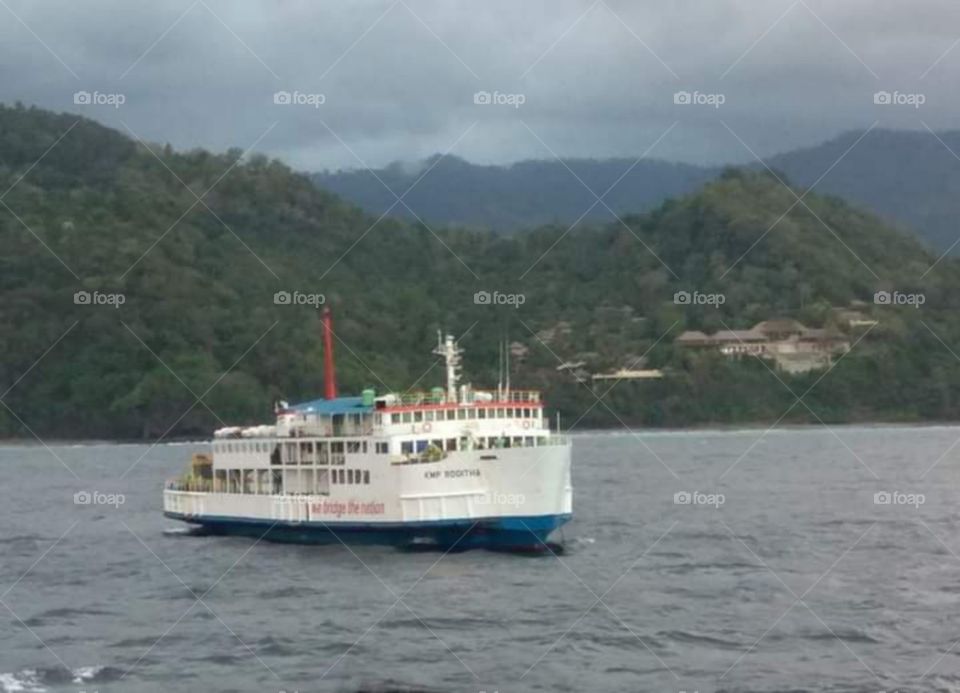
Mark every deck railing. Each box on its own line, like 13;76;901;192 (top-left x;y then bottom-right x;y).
165;477;213;492
386;390;542;407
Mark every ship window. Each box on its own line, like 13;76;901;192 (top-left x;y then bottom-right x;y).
362;441;368;453
338;469;345;483
331;470;337;484
496;408;505;418
402;412;412;423
457;409;466;420
523;408;531;418
347;469;354;483
363;470;370;484
467;409;476;419
478;408;487;419
446;439;457;452
446;409;455;421
424;411;435;422
414;411;423;422
391;413;400;424
415;440;428;452
524;436;534;447
401;441;413;454
331;441;344;453
347;441;361;453
376;442;388;454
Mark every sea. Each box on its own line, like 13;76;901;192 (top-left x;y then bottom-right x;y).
2;426;960;692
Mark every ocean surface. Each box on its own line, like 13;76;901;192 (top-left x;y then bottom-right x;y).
3;426;960;692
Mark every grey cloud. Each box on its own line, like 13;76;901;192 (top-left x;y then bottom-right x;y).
2;0;959;171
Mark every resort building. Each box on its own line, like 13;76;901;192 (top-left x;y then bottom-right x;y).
675;319;850;373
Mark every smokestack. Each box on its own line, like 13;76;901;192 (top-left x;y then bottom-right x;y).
322;307;337;399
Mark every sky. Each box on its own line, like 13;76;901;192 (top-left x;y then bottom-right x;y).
2;0;959;172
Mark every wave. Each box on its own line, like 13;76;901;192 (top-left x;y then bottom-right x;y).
659;629;742;649
0;665;121;692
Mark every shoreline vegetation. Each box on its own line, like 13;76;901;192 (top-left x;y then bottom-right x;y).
5;418;960;446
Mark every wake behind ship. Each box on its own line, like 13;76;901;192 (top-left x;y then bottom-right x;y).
163;310;573;551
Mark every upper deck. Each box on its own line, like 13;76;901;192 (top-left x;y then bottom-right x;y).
211;332;555;445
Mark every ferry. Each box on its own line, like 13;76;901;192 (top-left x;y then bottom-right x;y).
163;309;573;551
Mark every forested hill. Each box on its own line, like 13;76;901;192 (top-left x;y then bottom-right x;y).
313;128;960;254
312;156;718;233
3;102;960;439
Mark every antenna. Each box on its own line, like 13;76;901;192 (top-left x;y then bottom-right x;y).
433;331;463;403
497;339;503;401
505;333;511;399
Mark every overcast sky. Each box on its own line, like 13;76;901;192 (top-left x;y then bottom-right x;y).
3;0;959;172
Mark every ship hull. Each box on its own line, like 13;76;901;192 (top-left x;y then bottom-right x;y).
164;438;573;552
163;511;571;551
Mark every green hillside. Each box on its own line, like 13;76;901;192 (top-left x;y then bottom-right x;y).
315;129;960;254
2;102;960;439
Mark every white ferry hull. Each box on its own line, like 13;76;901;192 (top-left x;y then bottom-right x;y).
164;443;572;551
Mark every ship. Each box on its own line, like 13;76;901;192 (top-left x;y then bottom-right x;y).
162;309;573;551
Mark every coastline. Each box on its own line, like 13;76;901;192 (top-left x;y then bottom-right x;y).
3;419;960;446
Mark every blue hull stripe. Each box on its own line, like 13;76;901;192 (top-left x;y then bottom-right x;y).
165;511;572;550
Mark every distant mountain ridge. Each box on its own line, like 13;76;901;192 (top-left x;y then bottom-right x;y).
312;155;720;232
313;129;960;252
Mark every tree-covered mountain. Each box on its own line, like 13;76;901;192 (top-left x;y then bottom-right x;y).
311;156;718;233
313;129;960;254
767;128;960;254
3;102;960;440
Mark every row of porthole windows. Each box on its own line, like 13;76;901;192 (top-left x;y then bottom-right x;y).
388;407;541;425
213;468;370;492
215;441;275;455
216;440;374;456
400;436;547;454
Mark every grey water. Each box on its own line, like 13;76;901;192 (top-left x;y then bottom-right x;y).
3;426;960;692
